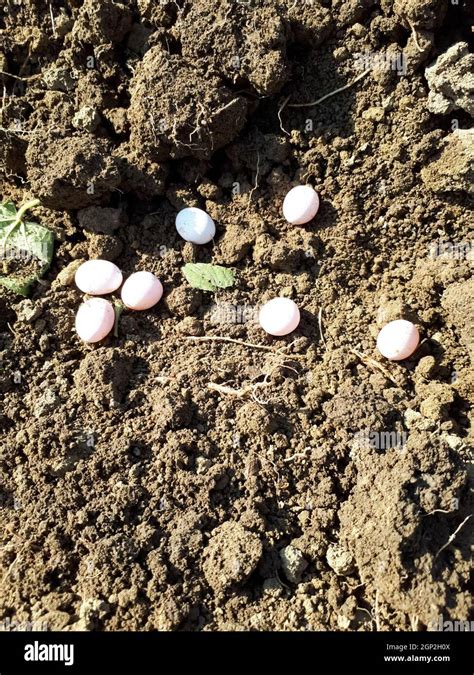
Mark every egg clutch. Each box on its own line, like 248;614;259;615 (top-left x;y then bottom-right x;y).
73;185;420;361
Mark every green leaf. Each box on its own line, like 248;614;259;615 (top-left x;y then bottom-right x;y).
182;263;235;292
0;275;34;297
0;201;17;223
0;199;54;296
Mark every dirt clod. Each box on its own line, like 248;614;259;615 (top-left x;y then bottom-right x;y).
26;135;121;210
425;42;474;116
73;350;134;405
202;521;262;592
280;545;308;583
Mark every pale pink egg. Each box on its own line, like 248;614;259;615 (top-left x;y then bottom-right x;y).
75;298;115;343
121;271;163;310
376;320;420;360
283;185;320;225
75;259;123;295
259;297;301;336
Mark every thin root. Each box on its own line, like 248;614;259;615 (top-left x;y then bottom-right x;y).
288;68;371;109
408;20;425;53
185;335;305;359
247;150;261;210
282;451;308;463
208;381;267;397
374;590;381;632
49;2;57;37
434;514;472;560
318;307;327;350
208;362;298;401
277;94;291;136
0;70;41;82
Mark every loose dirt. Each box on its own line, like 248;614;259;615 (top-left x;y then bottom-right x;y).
0;0;472;632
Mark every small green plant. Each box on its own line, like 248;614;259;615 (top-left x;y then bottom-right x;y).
182;262;235;292
0;198;54;296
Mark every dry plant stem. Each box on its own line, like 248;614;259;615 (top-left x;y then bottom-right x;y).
350;348;399;386
0;70;40;82
374;590;381;632
318;307;327;349
185;335;304;359
288;68;371;108
434;514;472;560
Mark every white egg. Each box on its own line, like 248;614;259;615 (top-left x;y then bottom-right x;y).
259;297;301;336
121;271;163;310
283;185;320;225
75;298;115;343
376;320;420;361
175;207;216;245
75;260;123;295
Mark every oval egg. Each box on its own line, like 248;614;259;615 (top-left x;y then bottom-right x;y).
75;259;123;295
121;271;163;310
376;319;420;360
175;207;216;245
259;297;301;336
283;185;320;225
75;298;115;343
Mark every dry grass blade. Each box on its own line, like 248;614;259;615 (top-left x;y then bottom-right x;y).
185;335;305;359
350;348;399;385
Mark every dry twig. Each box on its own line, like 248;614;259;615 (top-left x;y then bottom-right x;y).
350;348;399;386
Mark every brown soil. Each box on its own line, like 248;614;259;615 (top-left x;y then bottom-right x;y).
0;0;472;632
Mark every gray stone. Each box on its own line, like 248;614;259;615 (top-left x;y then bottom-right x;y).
425;42;474;117
279;545;308;583
326;543;355;576
72;106;101;133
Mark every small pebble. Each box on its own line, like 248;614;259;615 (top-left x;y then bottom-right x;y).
75;259;123;295
259;297;300;336
326;543;355;576
175;207;216;245
283;185;320;225
279;545;308;583
75;298;115;343
376;319;420;360
121;271;163;310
